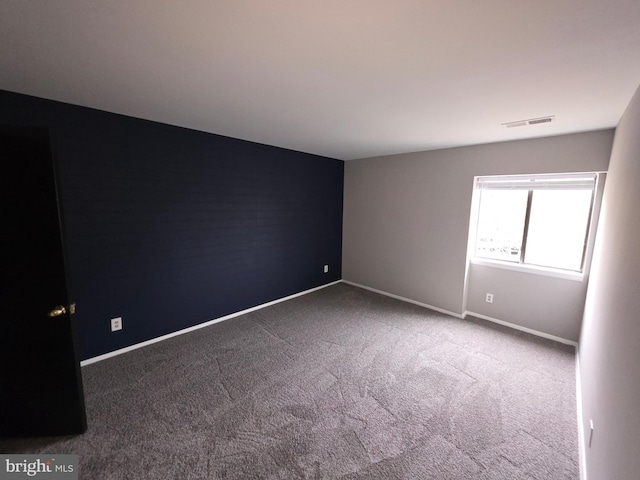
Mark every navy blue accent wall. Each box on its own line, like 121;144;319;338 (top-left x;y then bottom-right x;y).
0;90;343;360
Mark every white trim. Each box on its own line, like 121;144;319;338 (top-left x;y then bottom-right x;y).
463;311;578;346
470;257;585;282
341;281;578;346
341;280;464;319
476;172;597;190
576;346;588;480
81;281;341;366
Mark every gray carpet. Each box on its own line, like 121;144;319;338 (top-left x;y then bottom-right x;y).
0;283;578;479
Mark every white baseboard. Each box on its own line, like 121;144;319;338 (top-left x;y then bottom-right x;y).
341;280;464;319
82;277;586;478
575;346;588;480
80;280;341;367
463;311;578;347
340;280;577;346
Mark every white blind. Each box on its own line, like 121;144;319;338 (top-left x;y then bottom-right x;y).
476;173;597;191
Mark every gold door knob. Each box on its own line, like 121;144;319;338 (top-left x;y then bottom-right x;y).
48;305;67;317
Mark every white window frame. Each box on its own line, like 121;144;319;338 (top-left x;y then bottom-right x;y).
468;172;604;282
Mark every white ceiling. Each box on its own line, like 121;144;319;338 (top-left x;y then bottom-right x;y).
1;1;639;160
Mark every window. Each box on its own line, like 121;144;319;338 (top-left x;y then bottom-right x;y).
473;173;597;272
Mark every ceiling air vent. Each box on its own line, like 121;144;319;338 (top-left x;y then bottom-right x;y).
502;116;555;128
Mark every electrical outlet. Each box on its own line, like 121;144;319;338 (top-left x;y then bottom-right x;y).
324;264;329;273
485;293;494;304
111;317;123;332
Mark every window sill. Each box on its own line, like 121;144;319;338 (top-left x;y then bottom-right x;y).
470;257;585;282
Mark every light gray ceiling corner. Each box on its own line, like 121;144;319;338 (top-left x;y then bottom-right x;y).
1;0;639;160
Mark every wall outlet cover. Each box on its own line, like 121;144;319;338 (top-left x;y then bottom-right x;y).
111;317;123;332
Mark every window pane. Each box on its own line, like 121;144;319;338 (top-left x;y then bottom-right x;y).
524;189;592;271
475;190;528;262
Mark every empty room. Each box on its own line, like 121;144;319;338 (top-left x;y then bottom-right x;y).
1;1;639;479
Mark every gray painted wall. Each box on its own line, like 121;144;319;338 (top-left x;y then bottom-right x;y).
466;173;607;343
579;85;640;480
466;264;586;341
343;130;613;337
